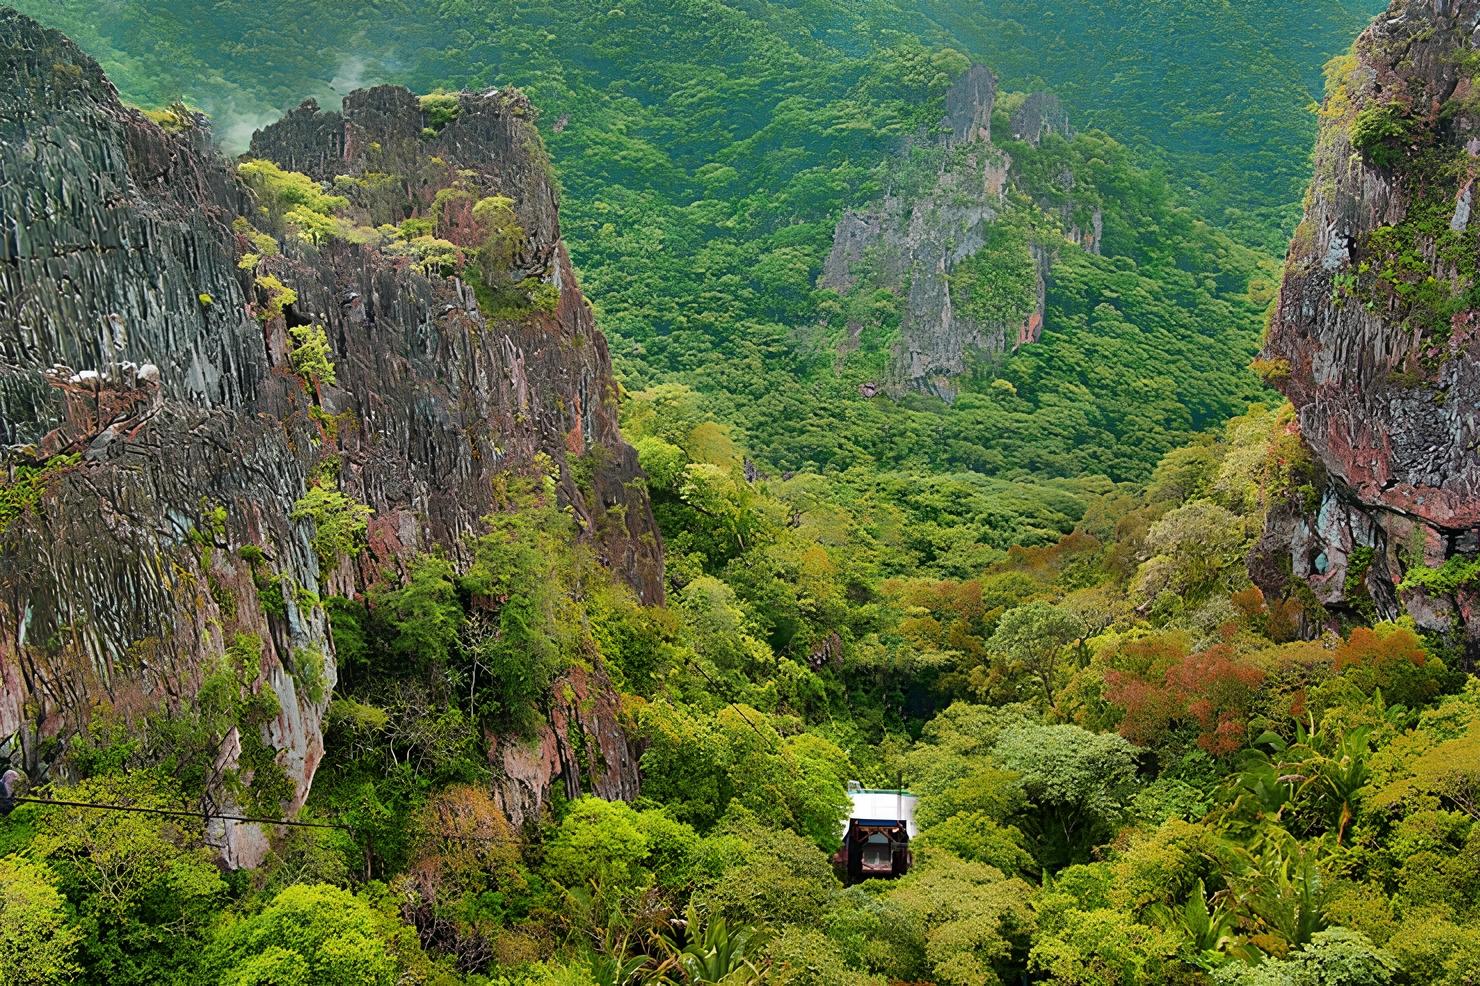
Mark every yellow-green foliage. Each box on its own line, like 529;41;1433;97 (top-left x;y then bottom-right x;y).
1250;356;1291;384
255;274;297;322
0;856;82;984
239;158;348;217
1319;50;1363;124
238;158;353;243
471;194;523;281
288;323;336;388
383;230;462;275
418;89;461;133
232;217;280;256
0;453;81;532
289;646;329;704
291;485;372;567
141;101;195;134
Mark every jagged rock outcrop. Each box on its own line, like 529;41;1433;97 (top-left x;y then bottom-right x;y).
1009;92;1072;147
942;64;997;145
820;66;1070;400
1253;0;1480;658
0;10;660;862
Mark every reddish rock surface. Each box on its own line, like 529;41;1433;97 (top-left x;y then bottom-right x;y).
1254;0;1480;657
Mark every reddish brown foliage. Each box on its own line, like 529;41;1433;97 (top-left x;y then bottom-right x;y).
1331;624;1444;707
1105;641;1265;757
1003;531;1101;577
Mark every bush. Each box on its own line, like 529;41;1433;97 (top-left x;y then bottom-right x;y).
418;90;460;132
0;856;82;986
288;323;336;388
1349;103;1415;171
203;884;398;985
291;486;372;567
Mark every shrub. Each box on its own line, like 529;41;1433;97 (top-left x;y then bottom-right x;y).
0;453;81;532
0;856;82;986
418;90;461;133
288;323;337;388
203;884;398;985
1349;103;1416;170
291;486;371;567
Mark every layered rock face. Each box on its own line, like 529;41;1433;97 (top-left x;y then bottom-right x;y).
0;10;659;860
1009;92;1072;147
1254;0;1480;656
820;66;1083;401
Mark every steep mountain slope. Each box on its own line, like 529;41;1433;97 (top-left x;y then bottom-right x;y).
0;9;659;861
3;0;1362;491
1254;0;1480;658
6;0;1379;247
902;0;1383;249
818;66;1055;400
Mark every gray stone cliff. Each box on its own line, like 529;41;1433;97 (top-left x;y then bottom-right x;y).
0;9;658;861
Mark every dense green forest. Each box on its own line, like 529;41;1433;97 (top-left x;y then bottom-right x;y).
10;386;1480;985
9;3;1477;986
10;0;1379;248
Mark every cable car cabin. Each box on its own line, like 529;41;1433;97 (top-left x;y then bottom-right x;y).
834;783;918;884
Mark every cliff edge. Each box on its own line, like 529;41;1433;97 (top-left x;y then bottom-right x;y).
0;9;660;861
1254;0;1480;658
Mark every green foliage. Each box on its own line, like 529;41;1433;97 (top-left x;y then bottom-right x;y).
0;856;82;985
254;273;297;322
991;721;1139;867
418;89;460;132
141;100;195;133
1029;905;1180;985
290;646;329;704
1400;554;1480;595
239;158;352;242
11;6;1476;984
694;814;842;929
544;797;654;901
368;554;464;677
291;485;372;567
1349;103;1415;171
459;509;580;734
986;601;1084;706
1215;928;1396;985
767;926;885;986
949;216;1039;326
30;775;227;985
639;702;850;850
0;453;81;532
203;884;398;985
288;323;336;388
884;854;1037;985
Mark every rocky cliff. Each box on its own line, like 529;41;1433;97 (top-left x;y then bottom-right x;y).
819;66;1088;401
1253;0;1480;658
0;9;660;861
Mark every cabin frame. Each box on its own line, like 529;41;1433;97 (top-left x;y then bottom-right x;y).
833;783;918;883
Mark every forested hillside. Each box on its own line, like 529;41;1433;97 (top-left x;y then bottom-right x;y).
8;0;1379;246
12;368;1480;985
6;1;1479;985
9;0;1375;494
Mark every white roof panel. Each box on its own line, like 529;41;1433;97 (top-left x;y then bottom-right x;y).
844;788;919;839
